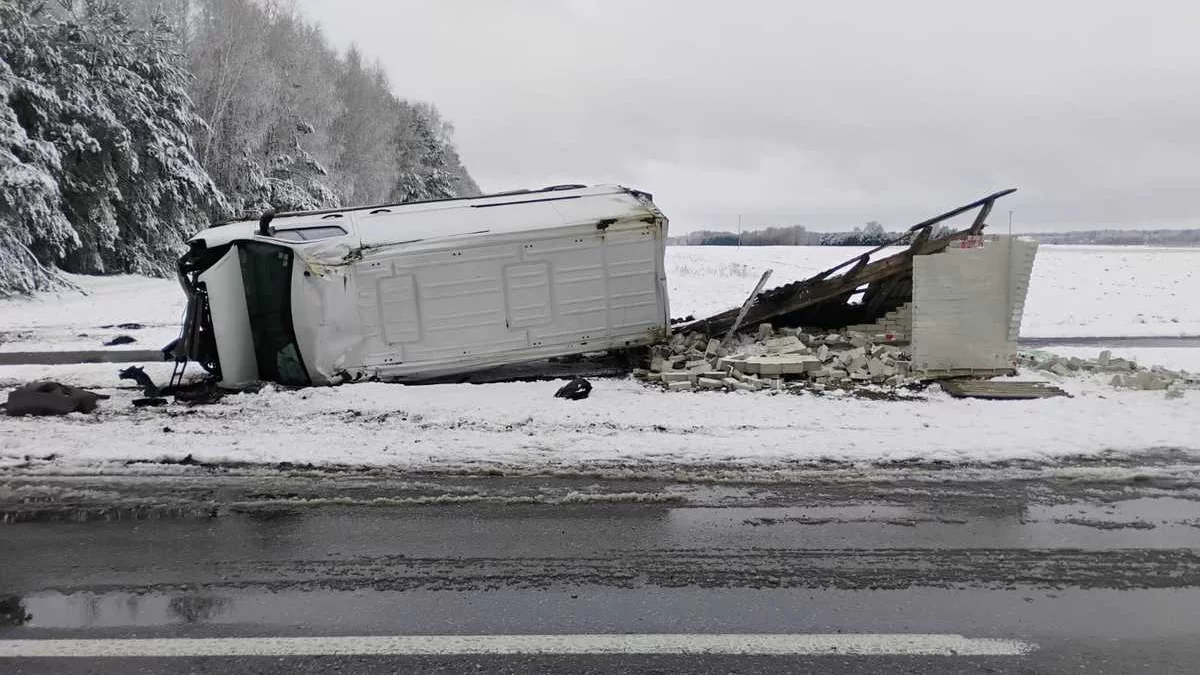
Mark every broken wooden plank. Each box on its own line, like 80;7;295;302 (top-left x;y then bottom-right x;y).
939;380;1070;400
721;269;773;350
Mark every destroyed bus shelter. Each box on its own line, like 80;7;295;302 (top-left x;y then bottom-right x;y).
682;188;1018;338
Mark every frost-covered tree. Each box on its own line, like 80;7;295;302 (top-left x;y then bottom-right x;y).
130;0;480;210
328;47;393;204
1;0;481;295
389;102;455;203
252;9;339;211
0;0;223;293
0;6;73;294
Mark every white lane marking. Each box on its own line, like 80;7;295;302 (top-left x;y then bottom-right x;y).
0;634;1035;658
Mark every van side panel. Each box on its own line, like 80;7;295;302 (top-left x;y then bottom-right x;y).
602;228;665;333
332;220;666;380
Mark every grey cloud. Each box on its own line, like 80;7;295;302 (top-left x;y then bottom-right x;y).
296;0;1200;231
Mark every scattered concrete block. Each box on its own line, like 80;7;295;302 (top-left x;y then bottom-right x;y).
755;359;782;376
697;377;725;390
765;336;808;354
732;380;762;392
1049;362;1072;377
1166;381;1186;399
716;356;745;371
757;323;774;340
1136;372;1168;391
815;344;831;362
866;358;884;378
1098;350;1112;366
1106;358;1133;371
650;356;667;373
779;355;820;375
705;338;722;357
667;380;693;392
661;372;694;384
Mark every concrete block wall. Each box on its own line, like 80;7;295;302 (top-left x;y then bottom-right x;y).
911;236;1039;372
844;303;912;340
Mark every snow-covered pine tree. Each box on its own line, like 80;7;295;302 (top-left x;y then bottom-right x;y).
0;1;77;294
257;11;340;212
389;102;457;203
0;0;222;293
60;2;226;274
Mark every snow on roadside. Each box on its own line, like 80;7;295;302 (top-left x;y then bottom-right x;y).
1;367;1196;473
0;273;183;353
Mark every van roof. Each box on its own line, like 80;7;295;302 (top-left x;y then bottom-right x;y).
214;184;651;226
192;184;663;249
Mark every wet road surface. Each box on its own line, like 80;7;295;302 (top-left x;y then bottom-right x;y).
2;460;1200;673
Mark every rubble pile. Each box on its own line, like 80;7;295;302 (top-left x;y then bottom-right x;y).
1022;350;1197;398
636;330;1196;400
634;323;917;393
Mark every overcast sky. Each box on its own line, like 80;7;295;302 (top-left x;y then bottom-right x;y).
296;0;1198;233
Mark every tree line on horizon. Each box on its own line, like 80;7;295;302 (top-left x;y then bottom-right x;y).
0;0;480;295
669;221;1200;247
669;221;919;246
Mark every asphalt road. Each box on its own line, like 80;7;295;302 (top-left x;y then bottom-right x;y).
2;458;1199;673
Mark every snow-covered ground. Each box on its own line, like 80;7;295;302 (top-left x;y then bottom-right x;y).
1;245;1197;473
0;273;186;353
0;364;1196;472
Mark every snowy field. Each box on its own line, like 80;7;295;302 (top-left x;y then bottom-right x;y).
1;245;1198;473
1;245;1198;355
668;245;1200;337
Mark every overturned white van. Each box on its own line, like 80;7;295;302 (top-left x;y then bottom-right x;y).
173;185;671;387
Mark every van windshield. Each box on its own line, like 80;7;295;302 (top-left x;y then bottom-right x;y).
237;242;311;386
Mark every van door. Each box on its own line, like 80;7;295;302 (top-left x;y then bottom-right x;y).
238;241;311;386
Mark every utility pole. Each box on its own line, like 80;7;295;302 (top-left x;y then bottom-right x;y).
1008;210;1013;235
